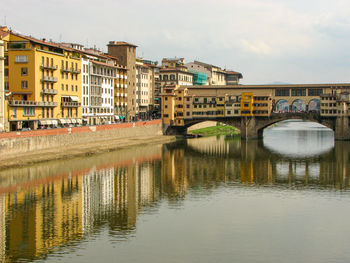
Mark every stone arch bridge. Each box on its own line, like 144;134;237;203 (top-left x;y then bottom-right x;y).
164;112;350;140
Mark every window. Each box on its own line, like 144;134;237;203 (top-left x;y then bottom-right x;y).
15;55;28;63
21;67;28;76
12;107;17;118
5;82;9;91
4;56;8;66
21;80;28;89
23;107;35;116
4;69;8;77
291;89;306;96
276;89;290;96
308;89;323;96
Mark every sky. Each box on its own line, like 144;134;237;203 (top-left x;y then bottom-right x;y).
2;0;350;84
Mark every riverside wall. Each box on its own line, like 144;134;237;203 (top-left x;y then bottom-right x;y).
0;120;163;157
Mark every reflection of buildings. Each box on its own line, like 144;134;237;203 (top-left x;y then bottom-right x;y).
1;138;350;262
4;175;83;262
82;166;115;233
0;195;5;263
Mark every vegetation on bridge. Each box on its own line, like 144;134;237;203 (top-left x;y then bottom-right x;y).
189;123;240;137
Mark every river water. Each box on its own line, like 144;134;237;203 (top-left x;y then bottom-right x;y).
0;120;349;263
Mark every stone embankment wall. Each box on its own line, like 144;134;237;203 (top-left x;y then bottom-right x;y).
0;120;162;157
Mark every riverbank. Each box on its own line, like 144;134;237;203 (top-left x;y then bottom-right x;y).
0;134;175;170
189;123;240;137
0;119;176;170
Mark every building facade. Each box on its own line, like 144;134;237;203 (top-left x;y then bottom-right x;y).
161;84;350;126
0;39;5;132
3;31;83;131
135;59;157;119
107;41;136;121
185;61;242;85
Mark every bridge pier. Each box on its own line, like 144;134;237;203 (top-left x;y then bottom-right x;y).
335;116;350;140
240;117;261;140
163;123;188;136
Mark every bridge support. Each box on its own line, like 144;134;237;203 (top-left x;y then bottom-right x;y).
240;117;261;140
335;116;350;140
163;123;187;135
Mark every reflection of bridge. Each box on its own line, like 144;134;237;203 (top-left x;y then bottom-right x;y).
162;84;350;140
179;137;350;187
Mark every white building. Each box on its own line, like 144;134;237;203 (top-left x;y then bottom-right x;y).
136;60;155;119
79;49;118;125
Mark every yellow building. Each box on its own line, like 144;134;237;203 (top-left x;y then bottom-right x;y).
161;86;176;125
162;86;274;126
0;39;5;132
3;28;82;130
240;92;254;116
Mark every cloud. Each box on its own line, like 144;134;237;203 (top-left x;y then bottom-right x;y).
2;0;350;83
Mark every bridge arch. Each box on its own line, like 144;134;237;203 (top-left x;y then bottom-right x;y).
274;99;290;113
291;99;306;112
308;99;320;112
255;114;335;138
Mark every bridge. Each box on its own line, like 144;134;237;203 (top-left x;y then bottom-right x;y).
161;84;350;140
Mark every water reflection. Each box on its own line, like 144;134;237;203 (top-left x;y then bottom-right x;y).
263;120;334;157
0;125;349;262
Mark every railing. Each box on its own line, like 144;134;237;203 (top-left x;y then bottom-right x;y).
62;102;81;107
8;100;58;107
61;67;70;73
40;64;58;70
41;88;58;95
41;76;58;82
37;101;58;107
70;68;81;74
8;100;37;106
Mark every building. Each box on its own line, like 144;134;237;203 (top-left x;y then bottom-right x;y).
159;58;193;92
107;41;137;121
185;60;242;85
161;85;275;126
0;39;5;132
321;92;350;117
2;27;83;131
135;59;157;119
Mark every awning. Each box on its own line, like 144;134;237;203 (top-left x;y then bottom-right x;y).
59;119;67;124
52;120;58;126
39;120;48;125
71;119;77;124
46;120;53;125
76;119;82;124
115;116;120;120
70;96;79;102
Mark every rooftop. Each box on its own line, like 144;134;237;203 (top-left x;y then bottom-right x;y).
108;41;138;47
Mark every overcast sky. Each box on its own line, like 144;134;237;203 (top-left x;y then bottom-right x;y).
2;0;350;84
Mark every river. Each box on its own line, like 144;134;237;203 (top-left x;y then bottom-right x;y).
0;120;349;263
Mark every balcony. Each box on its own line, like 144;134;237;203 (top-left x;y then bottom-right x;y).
70;68;81;74
41;88;58;95
37;101;58;107
41;76;58;83
62;102;81;107
61;67;70;73
8;100;37;106
40;64;58;70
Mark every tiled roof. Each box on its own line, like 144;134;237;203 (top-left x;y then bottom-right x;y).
108;41;138;47
0;27;9;38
